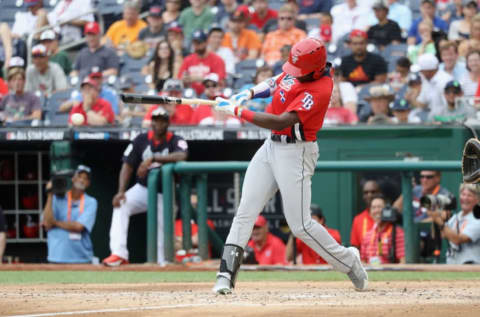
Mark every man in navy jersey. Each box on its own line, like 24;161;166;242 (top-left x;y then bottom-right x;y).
103;108;188;266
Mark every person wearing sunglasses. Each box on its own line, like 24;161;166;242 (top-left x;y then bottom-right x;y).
42;165;98;263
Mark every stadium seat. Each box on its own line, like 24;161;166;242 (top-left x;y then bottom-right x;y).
92;0;124;16
381;44;408;73
0;0;25;9
0;8;20;27
45;88;80;126
304;17;319;33
268;0;284;11
120;54;151;75
233;59;264;90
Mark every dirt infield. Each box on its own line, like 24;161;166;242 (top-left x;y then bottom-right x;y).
1;280;479;317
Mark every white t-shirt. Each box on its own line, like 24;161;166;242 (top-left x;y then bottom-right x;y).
417;69;452;116
459;72;478;97
338;81;358;105
215;47;236;74
48;0;94;44
199;116;241;127
330;3;371;43
12;11;38;38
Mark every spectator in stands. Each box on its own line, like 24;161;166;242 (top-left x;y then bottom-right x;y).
402;72;425;116
340;30;388;87
388;57;411;92
71;22;120;80
407;19;436;64
460;50;480;97
407;0;448;46
163;0;182;25
104;1;147;50
350;180;381;249
118;76;148;126
286;204;341;265
246;215;286;265
393;170;453;222
460;14;480;58
333;69;358;114
0;24;14;75
143;79;193;126
42;0;94;45
261;5;307;66
438;41;467;81
272;44;291;75
440;0;465;25
25;44;67;97
215;0;239;30
367;1;402;50
68;77;115;126
382;0;412;33
364;84;395;124
0;68;41;124
448;0;478;41
178;30;226;95
249;0;278;31
42;165;97;263
428;183;480;264
166;22;189;57
414;53;452;119
390;98;420;124
221;10;262;62
39;29;72;76
297;0;333;20
239;65;274;112
139;6;167;49
174;217;216;256
143;40;182;91
307;12;333;44
430;80;475;122
0;206;5;263
360;194;405;264
324;83;358;125
330;0;371;44
9;0;46;39
103;107;188;266
178;0;215;45
262;1;307;35
207;24;235;75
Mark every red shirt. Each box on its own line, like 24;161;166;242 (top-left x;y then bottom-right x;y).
269;70;333;141
324;107;358;124
144;104;194;125
68;98;114;125
190;105;213;124
0;78;8;100
296;226;341;264
247;233;287;265
350;208;375;248
174;219;215;237
177;52;226;95
360;223;405;264
250;9;278;29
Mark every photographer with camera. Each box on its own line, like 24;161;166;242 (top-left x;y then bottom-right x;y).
42;165;98;263
427;183;480;264
360;195;405;264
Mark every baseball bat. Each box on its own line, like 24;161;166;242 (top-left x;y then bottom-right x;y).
120;93;217;106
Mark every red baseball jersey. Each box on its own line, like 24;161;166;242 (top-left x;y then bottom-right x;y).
69;98;115;125
268;70;333;141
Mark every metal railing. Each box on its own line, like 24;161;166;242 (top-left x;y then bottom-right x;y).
147;160;461;264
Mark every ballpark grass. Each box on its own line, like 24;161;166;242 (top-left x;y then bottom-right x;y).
0;271;479;284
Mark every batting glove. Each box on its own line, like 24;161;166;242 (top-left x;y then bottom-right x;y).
230;90;252;106
215;97;245;117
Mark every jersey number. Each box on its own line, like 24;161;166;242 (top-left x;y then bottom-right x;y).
301;92;314;110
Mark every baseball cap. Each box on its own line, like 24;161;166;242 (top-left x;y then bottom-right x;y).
75;164;91;178
84;21;100;35
164;78;183;91
254;215;267;227
89;66;102;78
203;73;219;84
25;0;41;7
372;0;388;10
417;53;439;71
9;56;25;68
191;30;207;42
149;5;162;17
391;98;411;111
151;107;170;121
444;80;463;93
31;44;47;57
349;29;368;40
119;76;135;90
167;21;183;33
40;29;56;41
80;77;99;90
231;6;249;22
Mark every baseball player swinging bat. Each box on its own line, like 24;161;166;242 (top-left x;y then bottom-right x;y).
120;93;217;106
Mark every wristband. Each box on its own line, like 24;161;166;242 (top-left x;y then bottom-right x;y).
240;109;255;122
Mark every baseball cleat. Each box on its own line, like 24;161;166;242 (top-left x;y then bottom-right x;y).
102;254;129;267
212;273;233;295
347;247;368;291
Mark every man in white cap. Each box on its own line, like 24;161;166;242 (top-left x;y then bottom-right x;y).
414;53;452;121
39;29;72;76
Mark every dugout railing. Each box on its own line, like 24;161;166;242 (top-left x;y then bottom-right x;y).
147;160;462;264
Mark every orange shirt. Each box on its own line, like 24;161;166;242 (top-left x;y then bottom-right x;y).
350;208;375;248
221;29;261;61
296;226;341;264
261;28;306;65
105;19;147;48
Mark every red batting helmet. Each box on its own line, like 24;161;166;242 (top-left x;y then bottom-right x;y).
282;37;327;77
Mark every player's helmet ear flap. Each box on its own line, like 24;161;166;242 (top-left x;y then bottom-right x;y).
282;37;327;77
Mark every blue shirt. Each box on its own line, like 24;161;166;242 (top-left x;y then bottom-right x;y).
439;61;467;81
74;85;120;115
47;193;97;263
408;17;448;44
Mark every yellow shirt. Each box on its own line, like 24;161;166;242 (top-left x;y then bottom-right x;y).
105;19;148;48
